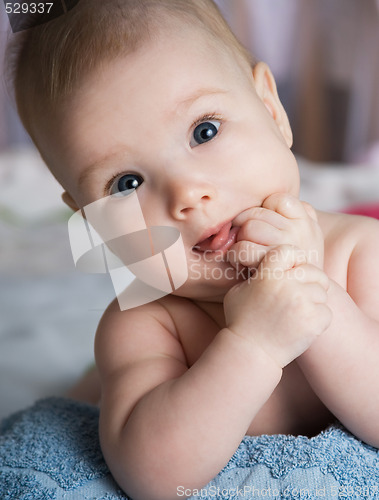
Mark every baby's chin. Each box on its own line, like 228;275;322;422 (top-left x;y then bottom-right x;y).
171;287;226;304
171;271;245;303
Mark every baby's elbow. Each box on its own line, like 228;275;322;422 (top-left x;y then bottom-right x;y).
118;471;188;500
109;458;194;500
357;428;379;450
102;436;197;500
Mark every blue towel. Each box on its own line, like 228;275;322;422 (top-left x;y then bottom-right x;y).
0;397;378;499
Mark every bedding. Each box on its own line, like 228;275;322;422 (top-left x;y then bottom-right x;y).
1;397;379;499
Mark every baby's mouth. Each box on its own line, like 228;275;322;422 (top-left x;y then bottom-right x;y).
193;221;240;254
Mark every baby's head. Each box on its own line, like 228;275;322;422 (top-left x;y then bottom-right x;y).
7;0;253;181
7;0;299;299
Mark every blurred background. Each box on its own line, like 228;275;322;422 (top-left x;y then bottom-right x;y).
218;0;379;164
1;0;379;420
2;0;379;162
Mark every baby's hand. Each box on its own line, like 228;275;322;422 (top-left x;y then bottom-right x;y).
228;194;324;271
224;245;332;368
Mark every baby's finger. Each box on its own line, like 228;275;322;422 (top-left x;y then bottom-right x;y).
262;193;307;220
286;264;330;290
303;283;329;304
259;245;307;275
301;201;318;222
227;240;272;268
313;303;333;333
232;206;286;230
236;219;283;246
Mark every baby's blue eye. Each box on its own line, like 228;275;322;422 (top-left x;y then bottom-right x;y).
111;174;144;195
191;120;220;147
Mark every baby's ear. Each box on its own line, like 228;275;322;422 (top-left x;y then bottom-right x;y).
62;191;79;212
252;62;293;148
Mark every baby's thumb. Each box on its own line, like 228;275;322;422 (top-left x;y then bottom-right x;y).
258;245;306;276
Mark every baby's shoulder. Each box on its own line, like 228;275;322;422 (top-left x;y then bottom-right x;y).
94;295;187;379
94;293;216;373
318;210;379;250
95;293;207;350
318;210;379;302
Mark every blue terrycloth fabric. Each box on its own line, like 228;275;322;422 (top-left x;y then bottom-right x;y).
0;398;127;500
0;397;378;499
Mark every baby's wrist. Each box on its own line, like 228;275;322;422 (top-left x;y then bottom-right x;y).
223;326;284;373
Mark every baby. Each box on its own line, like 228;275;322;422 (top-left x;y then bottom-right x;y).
6;0;379;499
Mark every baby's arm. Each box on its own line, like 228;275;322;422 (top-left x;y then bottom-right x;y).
95;247;330;500
96;301;280;500
297;217;379;447
232;194;379;446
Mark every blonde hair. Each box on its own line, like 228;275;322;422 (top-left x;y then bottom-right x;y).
6;0;254;145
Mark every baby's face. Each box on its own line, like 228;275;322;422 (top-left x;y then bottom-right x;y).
41;24;299;301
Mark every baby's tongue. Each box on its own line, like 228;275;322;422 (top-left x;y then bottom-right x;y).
195;222;232;252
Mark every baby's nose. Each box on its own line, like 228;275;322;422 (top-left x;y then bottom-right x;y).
167;177;216;220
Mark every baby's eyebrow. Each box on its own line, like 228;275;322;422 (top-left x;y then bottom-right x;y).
174;87;229;113
77;150;127;189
